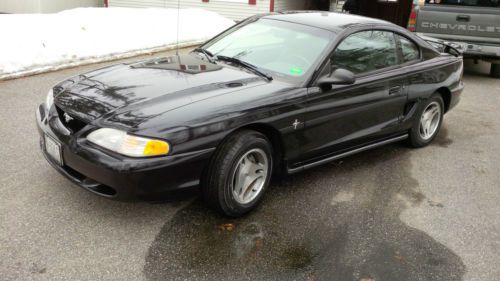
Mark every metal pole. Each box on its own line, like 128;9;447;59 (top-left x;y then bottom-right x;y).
176;0;180;56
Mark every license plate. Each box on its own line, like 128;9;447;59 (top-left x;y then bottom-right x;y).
45;134;63;166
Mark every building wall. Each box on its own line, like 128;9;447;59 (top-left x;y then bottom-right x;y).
0;0;39;13
331;0;345;11
0;0;101;13
274;0;306;12
108;0;307;21
39;0;102;13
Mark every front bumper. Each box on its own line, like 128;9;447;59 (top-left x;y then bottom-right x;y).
36;103;214;200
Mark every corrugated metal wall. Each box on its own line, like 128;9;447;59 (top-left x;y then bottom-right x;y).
108;0;309;21
274;0;306;12
0;0;101;13
108;0;269;21
332;0;345;11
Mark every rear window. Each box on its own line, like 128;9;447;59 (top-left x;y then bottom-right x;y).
425;0;500;7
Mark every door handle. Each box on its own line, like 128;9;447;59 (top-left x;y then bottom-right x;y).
388;86;402;95
456;15;470;22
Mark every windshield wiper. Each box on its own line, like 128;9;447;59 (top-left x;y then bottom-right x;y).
216;55;273;81
192;48;217;63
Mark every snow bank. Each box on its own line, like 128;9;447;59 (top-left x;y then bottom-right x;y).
0;8;235;80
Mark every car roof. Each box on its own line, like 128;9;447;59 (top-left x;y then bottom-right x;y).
261;11;392;32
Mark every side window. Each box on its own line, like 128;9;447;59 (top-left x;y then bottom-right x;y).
397;35;420;62
331;30;398;75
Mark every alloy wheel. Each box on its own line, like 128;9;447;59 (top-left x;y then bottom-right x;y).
231;148;269;204
419;101;441;141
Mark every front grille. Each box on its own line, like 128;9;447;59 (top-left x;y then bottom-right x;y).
55;106;87;133
63;165;117;197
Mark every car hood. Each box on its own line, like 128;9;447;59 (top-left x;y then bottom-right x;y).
54;54;268;126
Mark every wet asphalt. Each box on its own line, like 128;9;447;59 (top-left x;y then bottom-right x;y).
0;49;499;281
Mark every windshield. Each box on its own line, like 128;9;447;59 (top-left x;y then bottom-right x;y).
203;19;333;81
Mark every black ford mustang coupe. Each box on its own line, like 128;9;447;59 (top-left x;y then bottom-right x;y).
37;12;463;216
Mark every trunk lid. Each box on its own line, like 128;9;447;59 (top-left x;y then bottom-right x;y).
416;2;500;44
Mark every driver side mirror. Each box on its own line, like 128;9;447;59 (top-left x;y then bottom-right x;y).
317;68;356;86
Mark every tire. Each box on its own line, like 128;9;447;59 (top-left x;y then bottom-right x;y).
408;94;444;148
491;63;500;78
202;130;273;217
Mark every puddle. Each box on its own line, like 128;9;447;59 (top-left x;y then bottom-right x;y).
434;126;453;148
144;144;465;281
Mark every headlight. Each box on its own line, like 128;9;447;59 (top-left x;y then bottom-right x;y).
87;128;170;157
46;88;54;109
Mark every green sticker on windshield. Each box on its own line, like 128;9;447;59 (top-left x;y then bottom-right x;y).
290;67;303;75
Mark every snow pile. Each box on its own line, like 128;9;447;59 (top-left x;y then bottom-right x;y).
0;8;235;80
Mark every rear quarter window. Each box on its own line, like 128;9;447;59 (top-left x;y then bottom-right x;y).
397;35;420;62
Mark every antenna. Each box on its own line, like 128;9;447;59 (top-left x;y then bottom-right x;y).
175;0;181;56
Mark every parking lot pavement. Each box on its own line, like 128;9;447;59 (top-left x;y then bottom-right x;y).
0;53;499;280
